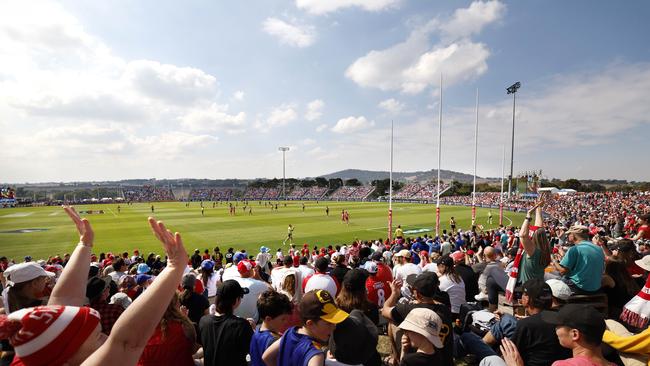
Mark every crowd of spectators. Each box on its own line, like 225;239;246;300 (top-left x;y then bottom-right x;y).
263;188;281;200
122;185;175;202
188;188;233;201
244;188;267;200
2;191;650;366
330;186;375;200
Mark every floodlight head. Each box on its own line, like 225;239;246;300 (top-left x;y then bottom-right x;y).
506;82;521;94
278;146;290;152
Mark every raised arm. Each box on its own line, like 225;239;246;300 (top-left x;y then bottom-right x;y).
83;217;188;366
519;201;542;257
48;206;94;306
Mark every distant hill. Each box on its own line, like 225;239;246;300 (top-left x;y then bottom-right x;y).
319;169;496;184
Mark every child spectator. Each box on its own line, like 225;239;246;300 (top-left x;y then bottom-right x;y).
262;289;349;366
398;308;446;366
250;290;293;366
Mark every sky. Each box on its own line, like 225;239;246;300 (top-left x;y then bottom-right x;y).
2;0;650;183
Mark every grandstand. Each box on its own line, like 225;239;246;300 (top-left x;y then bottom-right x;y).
329;186;375;201
393;183;451;201
287;187;308;199
122;185;174;202
188;188;234;201
303;186;328;200
263;188;281;200
243;187;266;200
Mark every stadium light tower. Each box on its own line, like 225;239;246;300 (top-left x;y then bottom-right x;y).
506;81;521;199
278;147;290;200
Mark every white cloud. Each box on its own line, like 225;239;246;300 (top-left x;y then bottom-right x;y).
316;124;328;132
345;1;504;94
439;0;506;39
180;103;246;132
296;0;400;15
302;138;316;145
255;104;298;132
124;60;217;105
233;90;245;101
378;98;404;114
262;17;315;48
305;99;324;121
331;116;375;133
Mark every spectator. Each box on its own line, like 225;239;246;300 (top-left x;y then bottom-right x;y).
393;250;422;298
303;257;339;298
602;258;640;320
452;251;479;302
249;290;293;366
200;259;219;300
137;292;198;366
262;289;349;366
398;308;446;366
191;250;202;270
336;269;379;325
233;260;271;322
2;262;54;313
179;273;209;331
551;225;605;294
541;304;614;366
327;309;380;366
86;276;124;335
436;255;466;318
364;261;392;308
199;280;253;366
381;272;453;366
518;201;552;285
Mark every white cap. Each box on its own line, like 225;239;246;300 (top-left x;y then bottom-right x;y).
546;279;571;301
363;261;378;274
4;262;55;285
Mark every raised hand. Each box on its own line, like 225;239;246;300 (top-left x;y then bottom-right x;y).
500;338;524;366
63;205;94;247
389;278;403;293
148;217;188;270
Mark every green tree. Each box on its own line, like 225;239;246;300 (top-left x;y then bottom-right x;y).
345;178;362;187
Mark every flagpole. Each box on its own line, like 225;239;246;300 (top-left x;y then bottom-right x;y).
388;120;394;243
472;88;479;227
435;74;442;238
499;144;505;226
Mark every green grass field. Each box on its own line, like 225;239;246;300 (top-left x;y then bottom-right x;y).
0;201;525;260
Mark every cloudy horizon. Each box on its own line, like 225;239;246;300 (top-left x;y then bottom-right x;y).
2;1;649;184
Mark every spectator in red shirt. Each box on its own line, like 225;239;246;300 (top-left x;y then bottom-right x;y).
633;214;650;241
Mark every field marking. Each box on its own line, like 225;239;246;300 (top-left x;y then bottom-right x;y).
49;211;60;216
502;214;513;226
2;212;34;218
106;208;117;218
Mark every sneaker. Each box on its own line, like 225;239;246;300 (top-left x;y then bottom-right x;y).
475;292;488;301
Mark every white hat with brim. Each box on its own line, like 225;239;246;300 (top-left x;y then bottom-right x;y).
398;308;444;348
4;262;55;285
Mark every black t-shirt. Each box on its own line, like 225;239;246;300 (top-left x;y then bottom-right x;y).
400;351;443;366
181;292;210;325
512;312;572;366
199;313;253;366
391;303;453;366
225;252;234;264
456;264;479;302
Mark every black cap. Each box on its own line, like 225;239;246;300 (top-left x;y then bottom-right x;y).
436;255;454;268
371;251;383;261
542;304;606;337
343;269;369;292
217;279;249;300
522;278;553;309
86;276;111;300
406;272;440;298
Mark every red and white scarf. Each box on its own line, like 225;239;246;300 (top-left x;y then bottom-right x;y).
505;245;523;303
620;276;650;329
